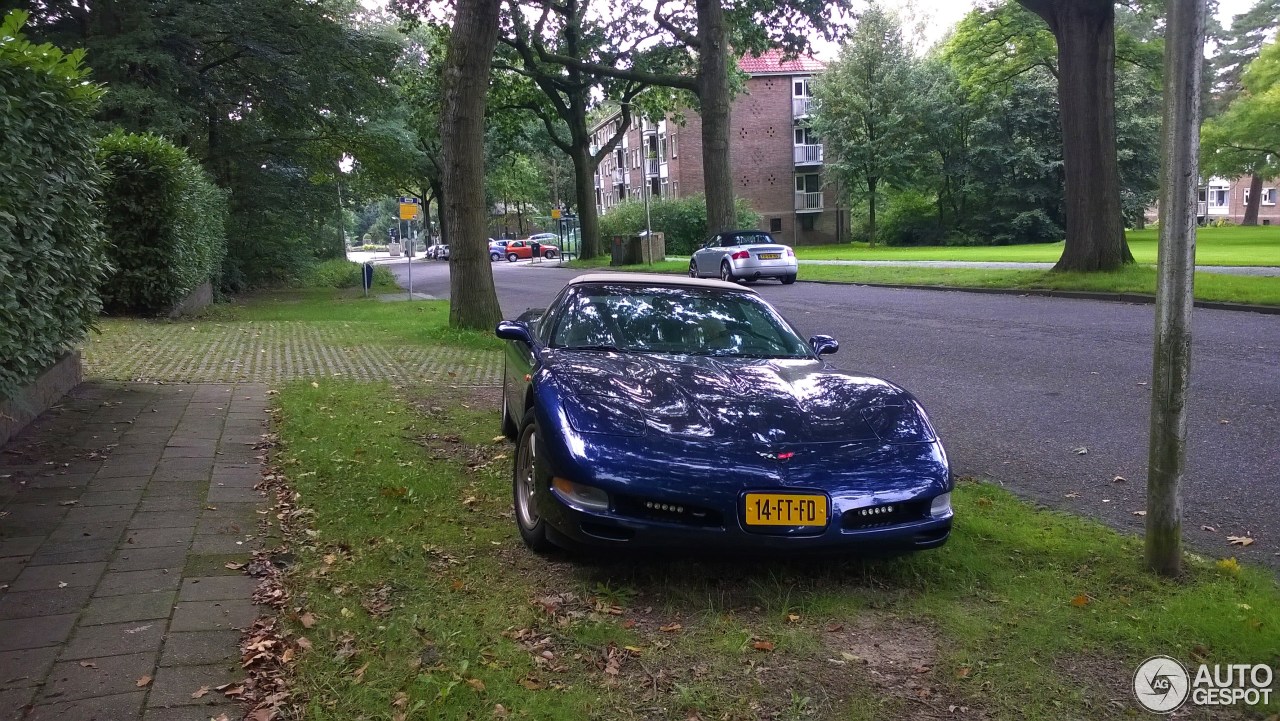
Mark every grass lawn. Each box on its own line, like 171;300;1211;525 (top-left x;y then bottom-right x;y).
568;258;1280;306
793;226;1280;266
268;379;1279;718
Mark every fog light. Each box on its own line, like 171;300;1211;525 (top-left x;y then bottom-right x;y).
552;477;609;511
930;493;952;517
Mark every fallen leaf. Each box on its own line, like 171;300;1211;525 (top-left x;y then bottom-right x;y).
79;661;97;669
1219;419;1230;424
913;664;932;673
135;675;152;687
1227;536;1255;547
467;678;486;692
826;623;844;632
493;704;509;718
191;685;209;699
311;382;319;388
519;676;545;690
621;619;636;629
296;637;312;651
787;613;800;623
323;553;337;565
58;500;78;506
492;436;506;443
57;582;68;588
752;640;775;652
1201;525;1217;532
1070;594;1091;607
352;662;370;683
1073;446;1088;455
1132;510;1146;516
957;667;972;678
392;691;408;708
1112;475;1126;483
659;623;682;633
1064;492;1081;498
299;612;316;628
224;562;245;570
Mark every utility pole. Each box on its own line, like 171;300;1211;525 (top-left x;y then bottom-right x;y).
1146;0;1205;577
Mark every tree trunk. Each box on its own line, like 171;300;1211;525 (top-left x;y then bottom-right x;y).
1020;0;1134;271
441;0;503;330
1242;174;1262;225
695;0;735;235
571;145;602;261
1145;0;1203;579
867;176;878;248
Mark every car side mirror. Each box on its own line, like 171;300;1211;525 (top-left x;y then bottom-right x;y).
810;335;839;356
496;320;533;345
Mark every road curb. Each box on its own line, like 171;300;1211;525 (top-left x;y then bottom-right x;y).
578;265;1280;315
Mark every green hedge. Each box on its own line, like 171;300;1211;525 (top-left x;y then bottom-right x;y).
0;11;110;402
97;131;228;315
299;259;396;288
598;195;760;255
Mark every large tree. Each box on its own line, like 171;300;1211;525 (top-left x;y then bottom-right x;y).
1015;0;1134;271
439;0;504;330
812;4;920;246
1202;40;1280;225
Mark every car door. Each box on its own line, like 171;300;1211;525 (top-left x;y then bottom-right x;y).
695;234;724;275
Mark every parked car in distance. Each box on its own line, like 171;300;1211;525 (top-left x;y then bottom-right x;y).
490;239;513;262
495;273;952;555
435;244;450;260
528;232;559;243
505;239;559;261
690;230;798;284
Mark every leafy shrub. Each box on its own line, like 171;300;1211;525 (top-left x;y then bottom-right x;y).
360;244;386;252
0;11;110;401
298;259;394;288
598;195;760;255
877;190;947;246
1210;217;1236;228
97;131;228;314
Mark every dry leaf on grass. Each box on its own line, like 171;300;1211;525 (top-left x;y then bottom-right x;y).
1227;536;1255;546
299;612;316;628
1070;594;1091;607
751;640;775;652
295;637;312;651
466;678;486;692
659;623;682;633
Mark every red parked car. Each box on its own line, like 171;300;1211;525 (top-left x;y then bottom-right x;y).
504;238;559;261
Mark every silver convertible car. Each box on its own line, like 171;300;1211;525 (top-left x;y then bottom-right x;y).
689;230;798;285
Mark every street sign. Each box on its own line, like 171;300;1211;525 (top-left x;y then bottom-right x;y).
551;208;562;220
399;203;419;220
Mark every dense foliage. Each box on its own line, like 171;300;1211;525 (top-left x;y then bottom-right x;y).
598;195;760;255
97;132;227;315
0;11;109;401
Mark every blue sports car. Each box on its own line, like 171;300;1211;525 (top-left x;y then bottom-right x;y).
495;274;953;554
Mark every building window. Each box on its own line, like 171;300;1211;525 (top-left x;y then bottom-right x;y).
795;173;820;193
1207;187;1228;208
1263;188;1277;205
671;181;678;197
793;77;812;98
794;126;819;146
671;133;678;158
770;217;783;232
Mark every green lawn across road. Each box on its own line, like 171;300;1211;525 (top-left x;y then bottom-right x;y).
793;226;1280;266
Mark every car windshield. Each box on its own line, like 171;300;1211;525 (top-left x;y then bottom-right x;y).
549;285;811;359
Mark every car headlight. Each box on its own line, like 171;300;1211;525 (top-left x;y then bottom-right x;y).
553;477;610;511
930;492;952;517
861;402;937;443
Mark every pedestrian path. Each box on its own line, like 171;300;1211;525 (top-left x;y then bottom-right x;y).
0;382;270;720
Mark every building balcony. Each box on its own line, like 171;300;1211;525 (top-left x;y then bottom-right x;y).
792;97;814;117
612;168;625;185
795;191;823;212
794;144;823;165
594;174;602;189
645;158;659;177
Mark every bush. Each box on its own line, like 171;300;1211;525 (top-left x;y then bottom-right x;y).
0;11;110;401
876;190;947;247
298;259;395;288
598;195;760;255
97;131;228;315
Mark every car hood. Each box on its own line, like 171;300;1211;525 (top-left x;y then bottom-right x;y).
544;351;929;446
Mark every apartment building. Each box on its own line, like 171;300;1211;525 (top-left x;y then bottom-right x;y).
590;50;844;245
1199;175;1280;225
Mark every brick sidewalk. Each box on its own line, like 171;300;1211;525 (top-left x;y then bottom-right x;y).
0;382;270;720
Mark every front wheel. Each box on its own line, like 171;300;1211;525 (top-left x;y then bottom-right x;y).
491;252;501;262
513;410;554;552
543;249;557;259
688;259;699;278
781;274;797;285
720;261;736;283
507;252;519;263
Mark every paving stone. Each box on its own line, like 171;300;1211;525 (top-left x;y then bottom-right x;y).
154;458;216;475
7;562;106;592
75;490;143;507
135;497;203;513
84;476;151;492
122;526;194;549
0;615;77;651
3;488;83;505
0;537;40;559
143;704;239;721
126;511;201;530
188;535;252;554
39;652;154;704
80;590;176;626
208;470;259;487
27;544;117;566
60;621;167;660
43;523;126;545
146;662;238;708
94;460;160;479
158;630;240;667
194;515;254;536
169;600;259;632
0;585;94;620
178;576;257;602
0;686;35;721
26;690;145;720
93;569;181;597
140;482;206;500
0;647;60;689
161;446;217;460
205;486;261;504
63;504;138;525
0;559;25;584
108;547;190;573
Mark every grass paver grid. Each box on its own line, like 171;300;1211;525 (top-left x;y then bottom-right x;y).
86;321;502;386
0;382;269;720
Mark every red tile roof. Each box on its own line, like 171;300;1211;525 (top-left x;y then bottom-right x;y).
737;49;825;75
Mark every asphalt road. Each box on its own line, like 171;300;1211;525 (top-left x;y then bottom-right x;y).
386;256;1280;568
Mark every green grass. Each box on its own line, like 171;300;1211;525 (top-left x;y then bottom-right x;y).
570;258;1280;306
274;382;1280;720
794;226;1280;266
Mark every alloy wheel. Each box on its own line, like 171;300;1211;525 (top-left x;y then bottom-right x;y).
514;426;539;530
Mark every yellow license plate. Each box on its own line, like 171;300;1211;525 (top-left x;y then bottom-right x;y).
744;493;827;527
757;253;781;260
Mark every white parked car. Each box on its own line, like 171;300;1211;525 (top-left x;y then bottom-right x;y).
689;230;797;284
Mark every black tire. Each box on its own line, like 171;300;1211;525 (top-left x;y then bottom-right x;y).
513;409;554;552
491;252;501;262
500;381;518;440
688;259;699;278
781;274;797;285
543;249;557;259
720;261;736;283
507;252;519;263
